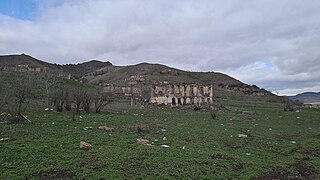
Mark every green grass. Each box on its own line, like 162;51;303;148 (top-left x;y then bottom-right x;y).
0;102;319;179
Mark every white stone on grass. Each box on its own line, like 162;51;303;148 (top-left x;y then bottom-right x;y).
161;145;169;148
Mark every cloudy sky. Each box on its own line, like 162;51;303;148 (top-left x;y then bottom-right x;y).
0;0;320;95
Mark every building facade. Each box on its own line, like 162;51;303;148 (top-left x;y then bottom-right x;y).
150;84;213;106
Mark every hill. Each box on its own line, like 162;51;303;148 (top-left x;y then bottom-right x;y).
0;54;274;98
0;54;112;78
0;54;62;73
62;60;112;79
287;92;320;104
83;62;243;86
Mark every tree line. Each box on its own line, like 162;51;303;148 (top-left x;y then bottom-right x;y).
0;72;112;122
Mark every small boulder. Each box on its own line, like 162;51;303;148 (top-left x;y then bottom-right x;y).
98;126;115;132
238;134;248;138
161;145;170;148
137;138;152;146
80;141;92;150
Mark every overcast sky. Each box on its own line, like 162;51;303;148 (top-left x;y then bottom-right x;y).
0;0;320;95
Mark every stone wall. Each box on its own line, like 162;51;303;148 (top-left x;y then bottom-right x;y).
101;83;214;106
150;84;213;106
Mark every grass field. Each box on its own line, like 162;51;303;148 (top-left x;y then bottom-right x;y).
0;100;319;179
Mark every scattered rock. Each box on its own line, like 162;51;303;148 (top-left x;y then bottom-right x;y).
137;138;152;146
80;141;92;150
83;127;93;131
0;137;9;141
98;126;115;132
238;134;248;138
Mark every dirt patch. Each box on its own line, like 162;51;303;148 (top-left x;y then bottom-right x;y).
253;160;320;180
184;136;192;143
132;123;161;134
232;163;244;172
302;148;320;157
291;160;320;179
224;138;252;149
209;154;243;172
209;154;235;161
276;133;297;142
310;133;320;139
80;157;108;172
253;168;293;180
26;169;75;180
130;156;147;169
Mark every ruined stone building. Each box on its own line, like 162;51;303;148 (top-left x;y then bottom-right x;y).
150;84;213;106
102;83;214;106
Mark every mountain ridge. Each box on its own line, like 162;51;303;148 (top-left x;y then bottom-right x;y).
0;54;273;97
287;92;320;103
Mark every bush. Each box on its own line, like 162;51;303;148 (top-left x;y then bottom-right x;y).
210;108;218;120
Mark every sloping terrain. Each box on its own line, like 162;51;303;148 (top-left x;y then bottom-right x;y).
0;54;60;70
62;60;112;79
287;92;320;103
84;62;243;86
0;54;276;99
0;54;244;87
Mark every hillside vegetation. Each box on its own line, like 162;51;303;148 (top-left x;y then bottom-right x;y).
0;54;277;100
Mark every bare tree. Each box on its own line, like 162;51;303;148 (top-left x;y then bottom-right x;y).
52;88;68;112
13;79;32;115
93;91;112;113
0;86;8;112
5;76;36;119
72;87;87;114
64;89;72;111
44;73;57;108
82;91;92;113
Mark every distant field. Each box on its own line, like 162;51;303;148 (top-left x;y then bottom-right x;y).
0;101;319;179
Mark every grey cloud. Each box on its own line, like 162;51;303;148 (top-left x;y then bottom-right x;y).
1;0;320;94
